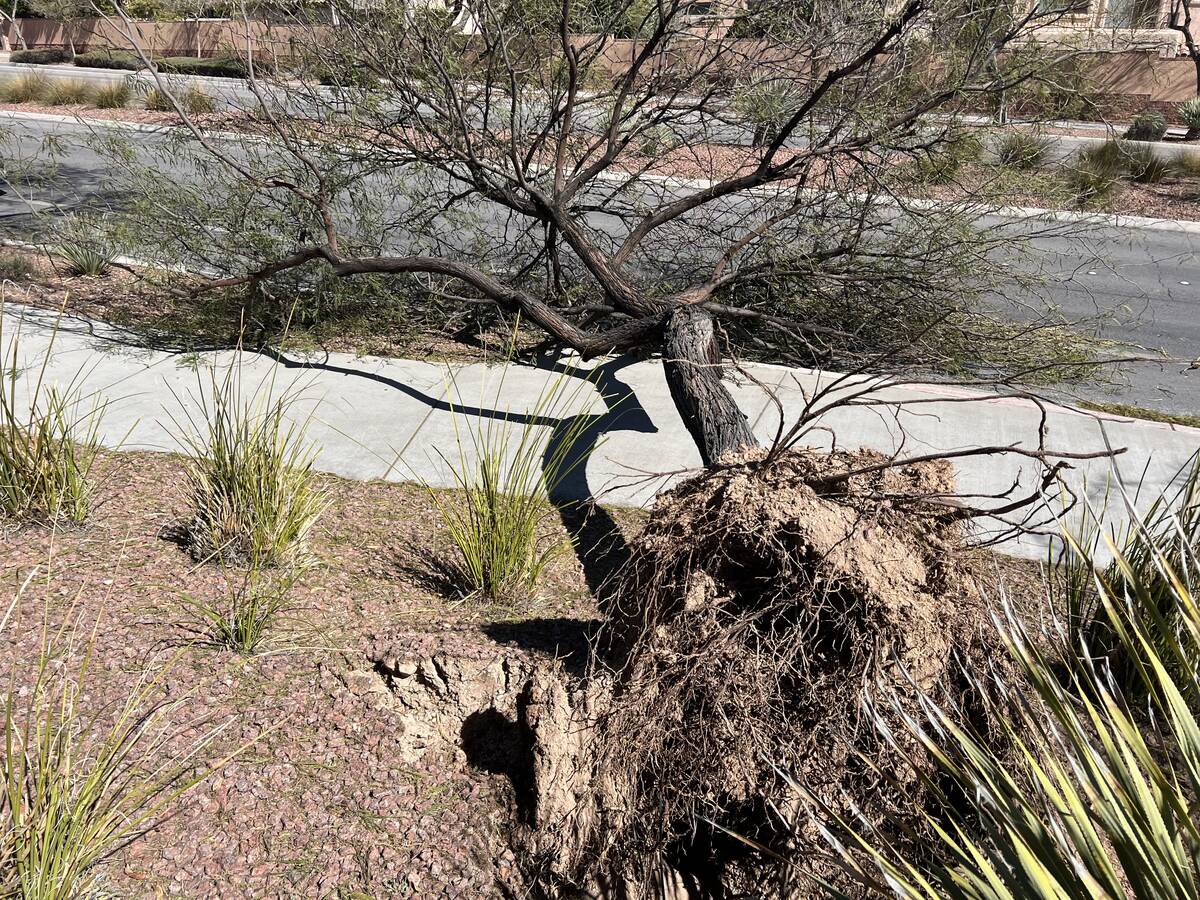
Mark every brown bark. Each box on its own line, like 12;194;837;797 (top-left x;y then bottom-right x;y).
662;306;757;468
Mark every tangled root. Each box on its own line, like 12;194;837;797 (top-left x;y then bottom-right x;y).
521;449;1005;897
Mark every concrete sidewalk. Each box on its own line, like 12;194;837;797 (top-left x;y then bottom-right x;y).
2;302;1198;558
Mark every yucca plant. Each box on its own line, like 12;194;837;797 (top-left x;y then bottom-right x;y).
1179;97;1200;141
803;471;1200;900
0;578;242;900
427;361;604;603
1052;454;1200;699
173;360;326;568
55;239;115;278
0;307;102;524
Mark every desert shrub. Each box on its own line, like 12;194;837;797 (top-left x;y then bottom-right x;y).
0;311;102;524
72;50;142;71
181;85;216;114
909;129;984;185
157;55;270;78
44;78;95;106
1069;140;1124;203
174;362;325;568
1179;96;1200;139
428;364;597;603
0;251;36;282
637;124;678;157
142;86;173;111
93;81;131;109
1172;150;1200;178
1125;109;1168;142
0;582;239;900
993;129;1051;170
0;72;51;103
733;78;801;148
144;85;216;114
9;48;70;65
805;464;1200;900
1123;141;1170;183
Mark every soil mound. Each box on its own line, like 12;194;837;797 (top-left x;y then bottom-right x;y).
520;448;1002;897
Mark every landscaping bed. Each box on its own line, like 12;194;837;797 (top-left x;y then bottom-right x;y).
0;435;1050;896
0;449;634;897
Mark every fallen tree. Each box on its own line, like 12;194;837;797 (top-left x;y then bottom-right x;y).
81;0;1105;468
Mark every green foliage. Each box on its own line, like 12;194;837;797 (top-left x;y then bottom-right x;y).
1171;150;1200;178
177;565;302;653
56;235;115;277
143;85;216;114
1070;140;1124;203
636;124;679;158
1125;110;1168;142
992;130;1051;171
729;0;815;39
733;79;801;148
1002;50;1101;121
909;130;985;185
0;310;101;525
0;73;51;104
93;81;131;109
1178;97;1200;134
499;0;660;37
142;86;174;111
1057;455;1200;700
181;85;216;114
805;464;1200;900
157;56;272;79
8;49;69;64
71;50;142;72
174;360;326;569
428;361;601;603
0;584;239;900
43;78;95;106
1123;142;1170;184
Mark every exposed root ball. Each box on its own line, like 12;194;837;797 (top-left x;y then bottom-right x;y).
522;449;1002;897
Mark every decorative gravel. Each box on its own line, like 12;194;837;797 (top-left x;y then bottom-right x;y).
0;451;629;897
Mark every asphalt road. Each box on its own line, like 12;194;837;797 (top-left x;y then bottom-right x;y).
2;113;1198;417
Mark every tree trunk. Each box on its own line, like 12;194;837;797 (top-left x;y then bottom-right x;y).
662;306;758;468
